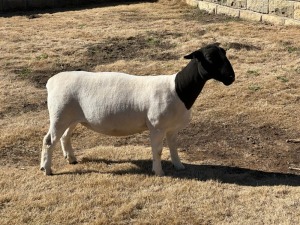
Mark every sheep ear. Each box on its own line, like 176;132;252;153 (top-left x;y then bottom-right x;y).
184;52;194;59
220;47;226;55
184;50;202;60
211;42;221;47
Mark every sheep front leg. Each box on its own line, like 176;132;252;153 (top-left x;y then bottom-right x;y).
150;130;165;176
166;131;185;170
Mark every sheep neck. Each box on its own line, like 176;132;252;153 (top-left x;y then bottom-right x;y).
175;59;208;110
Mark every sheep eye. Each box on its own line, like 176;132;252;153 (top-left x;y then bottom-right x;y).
207;55;221;65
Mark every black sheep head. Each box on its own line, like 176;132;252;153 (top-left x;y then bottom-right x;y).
184;44;235;86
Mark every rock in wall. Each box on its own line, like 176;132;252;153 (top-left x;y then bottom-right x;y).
187;0;300;26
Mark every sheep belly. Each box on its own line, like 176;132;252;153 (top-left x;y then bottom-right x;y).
81;109;148;136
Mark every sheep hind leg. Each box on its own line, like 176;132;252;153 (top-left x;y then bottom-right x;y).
41;131;60;175
60;123;78;164
166;131;185;170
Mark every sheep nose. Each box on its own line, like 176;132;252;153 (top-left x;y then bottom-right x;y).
228;74;235;80
223;74;235;86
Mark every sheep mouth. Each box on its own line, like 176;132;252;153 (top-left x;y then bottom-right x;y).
222;77;235;86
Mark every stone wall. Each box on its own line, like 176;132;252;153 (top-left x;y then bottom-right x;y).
186;0;300;25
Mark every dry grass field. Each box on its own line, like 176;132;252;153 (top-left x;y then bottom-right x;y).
1;0;300;224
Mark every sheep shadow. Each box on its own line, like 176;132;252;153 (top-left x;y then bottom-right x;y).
59;157;300;187
0;0;158;17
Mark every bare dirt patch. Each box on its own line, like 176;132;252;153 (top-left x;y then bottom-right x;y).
86;33;179;65
224;42;262;51
11;31;182;88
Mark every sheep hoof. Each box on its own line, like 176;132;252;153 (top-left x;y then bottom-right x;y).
69;161;78;165
153;170;165;177
41;167;53;175
45;170;53;175
174;164;185;171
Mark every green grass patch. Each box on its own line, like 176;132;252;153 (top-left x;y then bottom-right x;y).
276;76;289;83
36;53;49;60
146;37;161;46
16;67;32;78
248;84;262;92
247;70;260;77
280;41;300;54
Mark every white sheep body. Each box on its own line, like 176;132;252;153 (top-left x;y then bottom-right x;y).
46;71;190;136
40;44;235;176
42;71;191;176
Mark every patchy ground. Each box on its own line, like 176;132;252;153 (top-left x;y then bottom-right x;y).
0;0;300;224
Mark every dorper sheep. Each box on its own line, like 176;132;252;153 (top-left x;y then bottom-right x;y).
40;44;235;176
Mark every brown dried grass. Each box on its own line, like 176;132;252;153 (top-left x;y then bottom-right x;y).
1;0;300;224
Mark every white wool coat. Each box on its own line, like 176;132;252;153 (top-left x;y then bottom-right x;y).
46;71;191;137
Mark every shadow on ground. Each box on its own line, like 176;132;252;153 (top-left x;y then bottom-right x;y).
0;0;158;17
56;158;300;187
